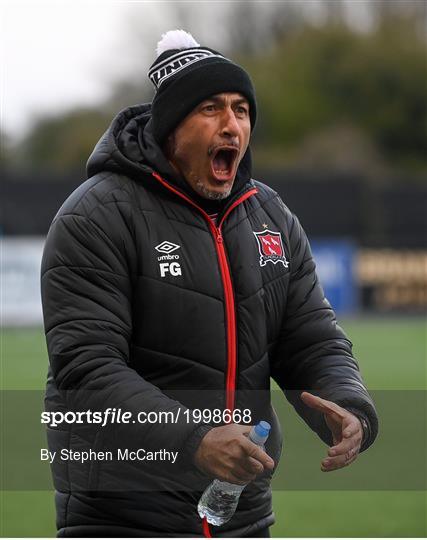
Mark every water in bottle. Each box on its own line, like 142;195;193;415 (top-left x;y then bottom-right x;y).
197;420;271;526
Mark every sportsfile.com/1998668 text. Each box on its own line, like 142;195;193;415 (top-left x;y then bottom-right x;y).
40;408;252;428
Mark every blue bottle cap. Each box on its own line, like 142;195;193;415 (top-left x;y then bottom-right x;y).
255;421;271;438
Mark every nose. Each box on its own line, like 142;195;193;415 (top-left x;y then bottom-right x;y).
219;106;240;139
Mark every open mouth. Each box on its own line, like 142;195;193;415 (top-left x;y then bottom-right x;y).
211;147;239;182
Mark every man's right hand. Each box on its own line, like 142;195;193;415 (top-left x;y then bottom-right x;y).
194;424;275;484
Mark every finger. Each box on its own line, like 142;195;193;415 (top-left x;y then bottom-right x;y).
327;445;359;467
330;432;362;457
322;445;360;472
301;392;345;419
241;440;275;470
342;416;359;437
234;455;264;476
222;468;255;485
344;450;360;467
328;423;362;456
324;412;346;440
343;426;358;438
240;456;265;475
326;413;363;448
321;454;345;471
341;415;363;438
336;415;363;443
327;437;354;458
230;464;257;484
227;424;253;438
237;424;253;436
323;447;357;470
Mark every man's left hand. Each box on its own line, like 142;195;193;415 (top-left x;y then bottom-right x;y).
300;391;363;472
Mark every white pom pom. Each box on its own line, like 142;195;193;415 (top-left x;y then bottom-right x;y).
156;30;200;57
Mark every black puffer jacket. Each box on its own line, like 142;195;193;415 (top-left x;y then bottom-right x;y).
41;105;378;537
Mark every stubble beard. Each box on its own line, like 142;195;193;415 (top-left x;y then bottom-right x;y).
165;134;234;200
195;179;233;200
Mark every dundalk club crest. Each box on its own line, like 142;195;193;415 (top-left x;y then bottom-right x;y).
253;230;289;268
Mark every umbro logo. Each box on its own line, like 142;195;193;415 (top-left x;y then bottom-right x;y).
155;241;180;254
154;241;182;278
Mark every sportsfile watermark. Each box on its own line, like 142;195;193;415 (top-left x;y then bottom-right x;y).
40;447;179;465
1;390;426;491
40;408;252;428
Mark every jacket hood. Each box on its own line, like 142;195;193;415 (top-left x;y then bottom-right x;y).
86;104;253;198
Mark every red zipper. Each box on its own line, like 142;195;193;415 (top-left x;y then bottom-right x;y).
152;172;257;536
202;517;212;538
214;194;257;413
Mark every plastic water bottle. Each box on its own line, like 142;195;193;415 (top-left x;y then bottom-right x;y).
197;421;271;526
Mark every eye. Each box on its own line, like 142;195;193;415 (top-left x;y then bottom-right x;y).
236;105;249;116
202;103;216;113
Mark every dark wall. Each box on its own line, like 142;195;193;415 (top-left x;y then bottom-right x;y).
1;168;426;248
1;170;83;236
258;170;426;248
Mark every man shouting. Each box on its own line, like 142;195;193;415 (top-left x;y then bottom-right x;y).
41;30;378;537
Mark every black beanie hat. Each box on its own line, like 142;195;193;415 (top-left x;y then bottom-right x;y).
148;30;257;145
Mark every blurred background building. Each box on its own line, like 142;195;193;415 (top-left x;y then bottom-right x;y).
1;0;426;319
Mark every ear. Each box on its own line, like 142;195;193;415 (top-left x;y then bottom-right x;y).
163;133;175;160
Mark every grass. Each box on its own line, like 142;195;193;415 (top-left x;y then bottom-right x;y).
0;317;426;537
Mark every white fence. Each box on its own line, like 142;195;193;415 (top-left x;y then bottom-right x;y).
2;237;424;327
1;237;45;326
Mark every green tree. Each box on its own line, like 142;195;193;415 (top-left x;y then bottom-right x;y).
17;108;111;174
0;130;12;168
244;15;426;171
12;5;426;176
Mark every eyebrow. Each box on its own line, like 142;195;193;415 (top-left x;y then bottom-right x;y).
203;95;249;107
